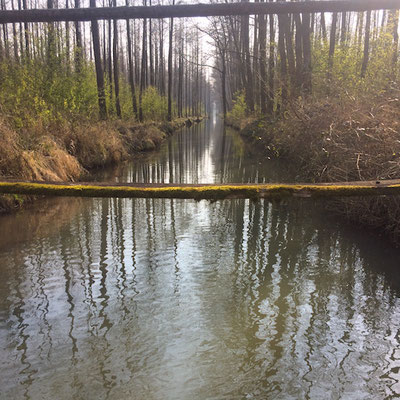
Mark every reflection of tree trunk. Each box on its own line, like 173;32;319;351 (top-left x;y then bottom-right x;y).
361;10;371;78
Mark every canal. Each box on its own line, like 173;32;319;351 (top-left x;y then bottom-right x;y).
1;118;400;399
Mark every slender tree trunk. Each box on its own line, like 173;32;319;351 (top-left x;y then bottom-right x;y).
90;0;107;119
22;0;29;58
47;0;55;67
74;0;82;72
390;10;399;67
328;12;338;78
284;14;296;91
321;12;327;41
159;18;165;95
221;51;227;118
294;13;303;91
341;12;347;44
112;18;121;117
301;11;312;93
107;12;113;105
361;10;371;78
167;5;174;122
126;18;138;119
11;0;19;63
242;9;254;111
259;9;267;113
139;12;147;122
278;14;288;108
267;12;275;114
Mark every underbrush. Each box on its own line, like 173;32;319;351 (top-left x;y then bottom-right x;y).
233;85;400;244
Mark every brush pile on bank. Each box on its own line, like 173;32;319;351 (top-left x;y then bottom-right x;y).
234;86;400;244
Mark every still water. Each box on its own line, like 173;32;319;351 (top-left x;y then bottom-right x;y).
1;119;400;399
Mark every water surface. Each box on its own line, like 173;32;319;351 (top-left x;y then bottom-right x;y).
1;119;400;399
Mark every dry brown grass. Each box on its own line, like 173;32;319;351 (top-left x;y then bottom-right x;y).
0;115;194;213
240;86;400;244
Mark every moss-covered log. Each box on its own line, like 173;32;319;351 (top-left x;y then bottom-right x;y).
1;179;400;201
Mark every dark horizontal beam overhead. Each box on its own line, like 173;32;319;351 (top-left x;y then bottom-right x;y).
0;0;399;23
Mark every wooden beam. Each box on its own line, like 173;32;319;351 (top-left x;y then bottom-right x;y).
1;179;400;200
0;0;399;23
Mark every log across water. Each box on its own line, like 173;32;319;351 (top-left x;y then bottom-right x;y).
1;179;400;201
0;0;399;24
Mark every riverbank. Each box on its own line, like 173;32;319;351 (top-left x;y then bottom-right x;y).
0;116;201;213
227;87;400;245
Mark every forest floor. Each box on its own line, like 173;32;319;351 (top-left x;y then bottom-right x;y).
0;116;200;213
227;86;400;245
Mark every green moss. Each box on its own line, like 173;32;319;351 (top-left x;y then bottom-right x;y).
1;181;400;201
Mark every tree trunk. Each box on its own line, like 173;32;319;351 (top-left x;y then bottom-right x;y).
278;14;288;108
294;13;303;91
242;9;254;112
113;17;121;117
139;12;147;122
74;0;82;73
321;12;327;41
267;12;275;114
259;10;267;113
167;6;174;121
90;0;107;119
301;11;312;93
328;12;337;77
126;17;138;119
361;10;371;77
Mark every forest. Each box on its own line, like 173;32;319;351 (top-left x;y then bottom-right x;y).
0;0;212;207
1;0;400;242
206;6;400;243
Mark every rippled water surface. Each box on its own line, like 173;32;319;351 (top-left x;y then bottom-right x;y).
1;119;400;399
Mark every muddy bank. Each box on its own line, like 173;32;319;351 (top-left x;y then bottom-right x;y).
0;116;200;213
227;90;400;245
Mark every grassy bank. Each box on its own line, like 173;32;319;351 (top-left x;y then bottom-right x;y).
227;85;400;245
0;116;199;213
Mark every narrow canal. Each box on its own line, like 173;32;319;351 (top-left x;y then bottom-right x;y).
1;119;400;399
